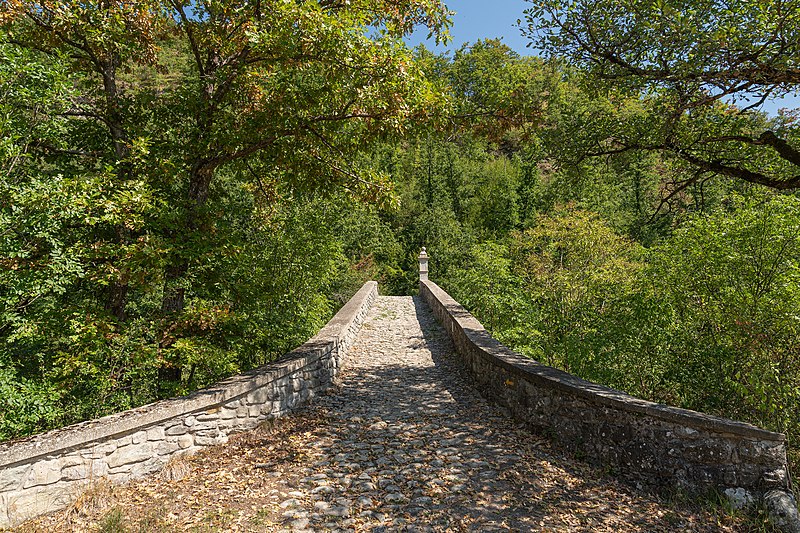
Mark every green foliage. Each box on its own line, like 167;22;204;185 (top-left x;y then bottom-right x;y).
443;196;800;471
445;242;526;337
443;209;645;380
2;0;800;496
524;0;800;190
648;194;800;431
0;0;453;440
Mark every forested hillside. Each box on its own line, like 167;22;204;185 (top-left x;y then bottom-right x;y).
2;0;800;481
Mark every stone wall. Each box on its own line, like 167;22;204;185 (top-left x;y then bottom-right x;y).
0;281;378;528
420;279;790;496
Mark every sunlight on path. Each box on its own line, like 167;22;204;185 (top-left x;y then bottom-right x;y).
267;296;730;531
18;296;738;532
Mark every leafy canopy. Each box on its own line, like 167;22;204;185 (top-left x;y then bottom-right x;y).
523;0;800;190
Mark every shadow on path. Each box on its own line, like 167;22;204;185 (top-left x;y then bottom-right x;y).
268;296;725;531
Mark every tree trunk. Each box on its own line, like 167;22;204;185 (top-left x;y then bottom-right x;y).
101;57;132;323
157;161;217;391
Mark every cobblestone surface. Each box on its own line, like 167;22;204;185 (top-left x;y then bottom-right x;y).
296;295;550;531
16;296;742;532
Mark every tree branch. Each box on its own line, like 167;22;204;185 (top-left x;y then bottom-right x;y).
675;149;800;189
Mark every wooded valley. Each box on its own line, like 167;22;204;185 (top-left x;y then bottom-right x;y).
1;0;799;480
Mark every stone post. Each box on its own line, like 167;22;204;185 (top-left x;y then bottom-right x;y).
419;247;429;281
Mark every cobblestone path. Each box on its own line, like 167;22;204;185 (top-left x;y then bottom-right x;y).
266;296;730;532
19;296;739;532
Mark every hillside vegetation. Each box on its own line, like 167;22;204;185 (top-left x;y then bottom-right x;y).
1;0;799;480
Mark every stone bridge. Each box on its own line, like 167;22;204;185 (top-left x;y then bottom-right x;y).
1;251;797;530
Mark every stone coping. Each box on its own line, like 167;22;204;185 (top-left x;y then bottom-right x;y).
421;280;784;443
0;281;379;469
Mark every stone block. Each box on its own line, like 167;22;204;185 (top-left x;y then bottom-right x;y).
81;442;117;460
105;470;132;484
106;443;155;469
683;441;734;464
165;424;188;436
0;464;29;492
762;468;789;486
22;460;62;489
193;429;221;438
215;417;236;431
224;399;242;409
6;482;81;526
188;421;218;432
194;434;228;447
219;407;237;420
108;457;164;480
739;439;785;464
60;460;108;482
247;387;274;405
259;401;275;416
146;426;166;441
115;435;133;447
184;415;197;427
154;441;181;456
61;458;99;481
133;458;166;478
131;430;148;445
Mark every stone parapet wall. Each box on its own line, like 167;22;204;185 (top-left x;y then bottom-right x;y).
420;280;789;495
0;281;378;528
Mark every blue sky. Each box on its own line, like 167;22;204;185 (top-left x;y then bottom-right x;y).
405;0;530;55
405;0;799;117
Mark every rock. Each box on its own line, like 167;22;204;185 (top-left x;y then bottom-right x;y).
324;505;349;517
146;427;166;441
177;434;194;449
356;496;373;508
310;485;335;495
105;444;159;469
0;465;30;492
313;501;330;512
290;517;310;529
723;487;754;510
22;461;61;489
280;498;303;509
764;490;800;533
356;481;376;491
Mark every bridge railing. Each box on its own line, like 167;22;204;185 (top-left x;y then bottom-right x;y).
417;248;790;503
0;281;378;528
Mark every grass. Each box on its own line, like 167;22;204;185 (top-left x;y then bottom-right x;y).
97;508;125;533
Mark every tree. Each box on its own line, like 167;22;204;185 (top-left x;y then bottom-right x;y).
0;0;454;425
648;194;800;431
524;0;800;190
